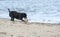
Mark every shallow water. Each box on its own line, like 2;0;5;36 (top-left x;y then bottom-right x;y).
0;0;60;23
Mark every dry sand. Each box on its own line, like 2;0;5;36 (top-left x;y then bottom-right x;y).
0;18;60;37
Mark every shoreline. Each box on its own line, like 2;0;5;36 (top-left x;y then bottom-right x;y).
0;18;60;37
0;18;60;25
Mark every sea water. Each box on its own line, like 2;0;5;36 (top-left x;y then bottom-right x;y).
0;0;60;23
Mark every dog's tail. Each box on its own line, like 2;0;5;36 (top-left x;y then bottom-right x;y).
8;8;11;13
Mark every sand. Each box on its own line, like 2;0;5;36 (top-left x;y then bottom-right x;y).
0;18;60;37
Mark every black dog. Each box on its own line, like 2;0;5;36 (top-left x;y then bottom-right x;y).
8;8;28;22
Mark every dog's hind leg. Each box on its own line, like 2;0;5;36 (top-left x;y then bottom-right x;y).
11;17;14;21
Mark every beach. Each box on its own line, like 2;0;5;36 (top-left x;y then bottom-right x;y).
0;18;60;37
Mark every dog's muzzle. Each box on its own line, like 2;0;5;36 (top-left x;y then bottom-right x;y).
23;18;28;22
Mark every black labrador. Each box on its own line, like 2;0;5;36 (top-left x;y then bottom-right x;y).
8;8;28;22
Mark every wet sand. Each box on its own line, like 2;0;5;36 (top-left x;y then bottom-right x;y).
0;18;60;37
